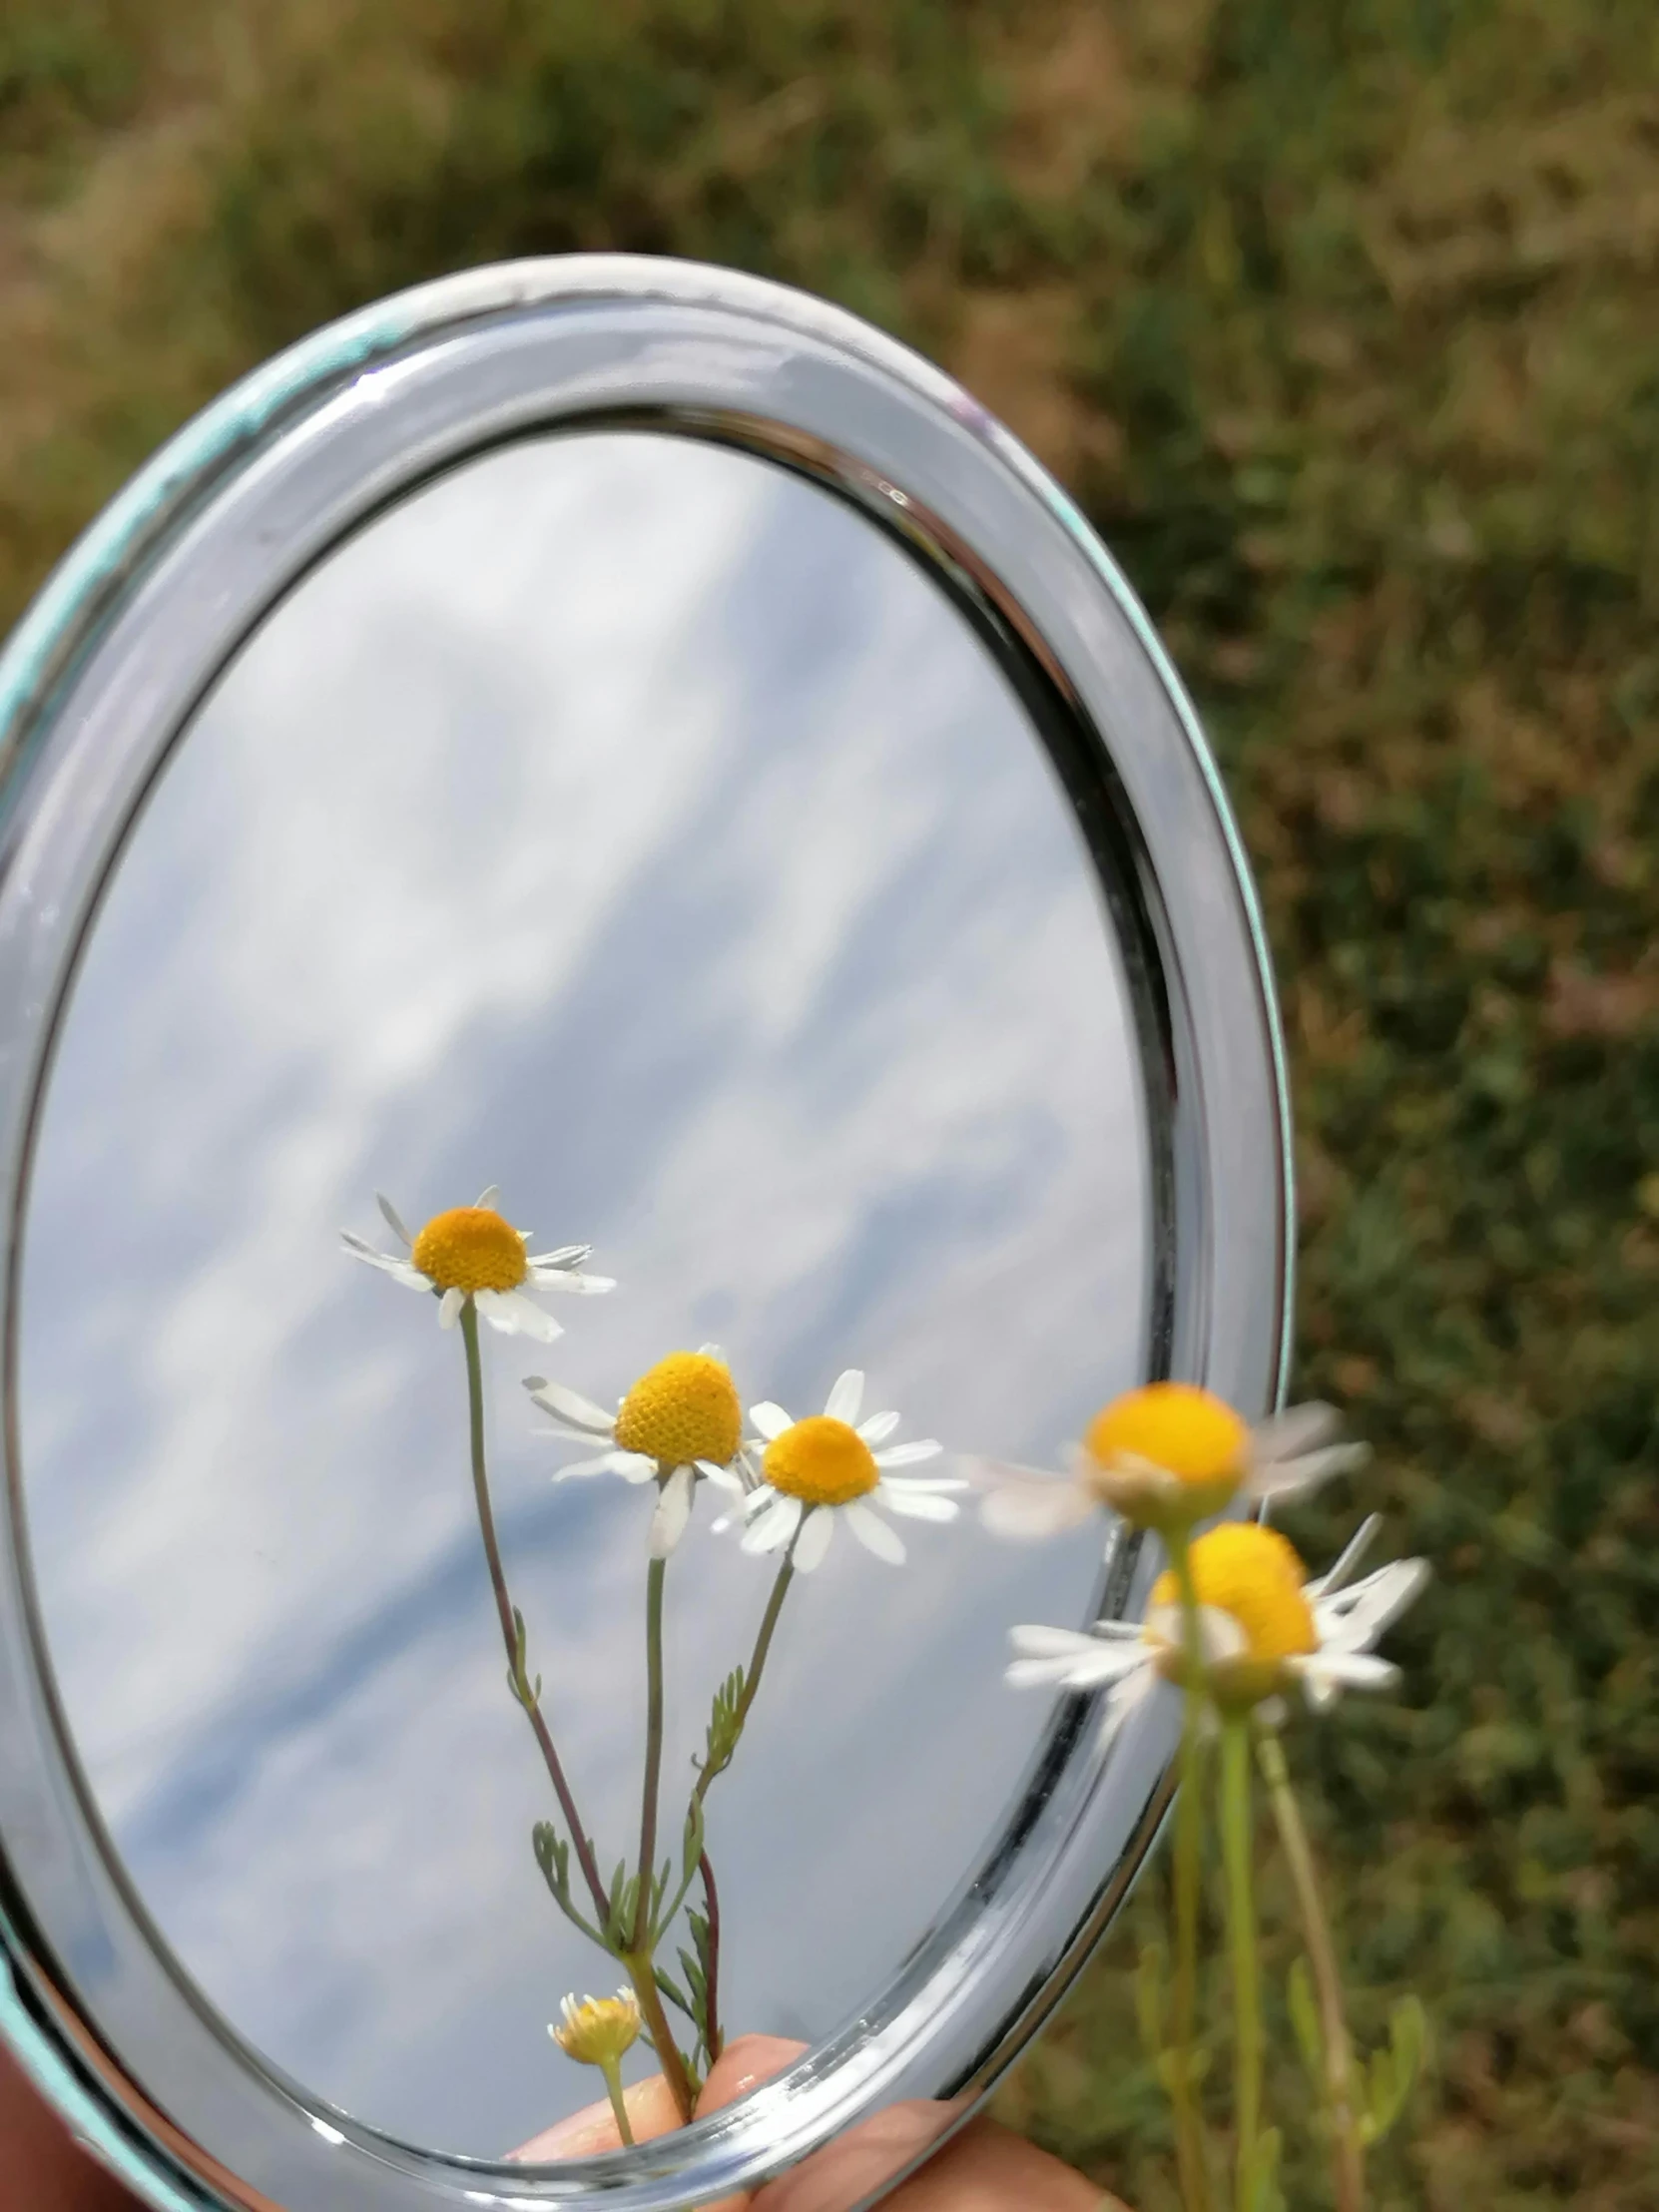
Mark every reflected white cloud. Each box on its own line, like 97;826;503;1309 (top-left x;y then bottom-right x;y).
20;433;1147;2153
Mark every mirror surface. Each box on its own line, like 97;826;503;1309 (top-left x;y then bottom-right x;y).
18;431;1148;2157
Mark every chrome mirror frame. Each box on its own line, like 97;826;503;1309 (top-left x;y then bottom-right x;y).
0;257;1292;2211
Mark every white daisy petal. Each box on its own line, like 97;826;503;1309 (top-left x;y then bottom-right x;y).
531;1268;616;1296
979;1475;1096;1539
699;1461;745;1492
1247;1441;1369;1499
1006;1655;1090;1689
1316;1558;1430;1651
843;1501;905;1564
525;1245;593;1271
698;1344;728;1364
877;1485;958;1522
1305;1514;1382;1599
650;1467;696;1559
479;1289;563;1342
1248;1401;1342;1461
871;1438;942;1468
555;1448;654;1482
741;1486;777;1519
792;1509;834;1574
748;1402;794;1441
475;1185;501;1210
743;1496;803;1554
340;1238;428;1289
1009;1625;1108;1660
1098;1669;1157;1753
438;1287;465;1329
825;1370;865;1424
527;1382;617;1436
553;1452;631;1481
856;1410;901;1444
1149;1603;1250;1665
375;1194;413;1248
1009;1643;1148;1692
1297;1651;1400;1692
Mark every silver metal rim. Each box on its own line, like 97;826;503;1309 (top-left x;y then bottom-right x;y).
0;256;1292;2211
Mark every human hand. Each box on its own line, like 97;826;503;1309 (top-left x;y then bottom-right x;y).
511;2034;1123;2211
0;2041;138;2212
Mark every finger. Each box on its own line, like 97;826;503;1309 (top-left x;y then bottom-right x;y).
689;2038;811;2212
696;2034;810;2116
751;2110;1119;2212
506;2070;685;2160
880;2117;1126;2211
747;2097;964;2212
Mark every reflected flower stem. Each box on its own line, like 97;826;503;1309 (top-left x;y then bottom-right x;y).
1219;1713;1262;2209
686;1543;798;2065
599;2057;635;2147
698;1851;724;2066
1256;1724;1366;2212
628;1523;699;2123
633;1548;669;1956
1167;1530;1216;2212
694;1549;797;1814
457;1301;611;1926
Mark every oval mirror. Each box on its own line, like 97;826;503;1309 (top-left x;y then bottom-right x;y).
0;259;1289;2211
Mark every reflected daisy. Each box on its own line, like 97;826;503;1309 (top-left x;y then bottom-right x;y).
549;1987;641;2067
1007;1517;1427;1746
342;1188;613;1343
526;1348;745;1558
979;1382;1368;1540
735;1370;963;1572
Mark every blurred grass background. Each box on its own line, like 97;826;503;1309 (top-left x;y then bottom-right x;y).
2;2;1655;2205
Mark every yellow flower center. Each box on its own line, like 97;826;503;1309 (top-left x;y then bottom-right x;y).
410;1206;528;1294
1148;1522;1316;1669
551;1991;641;2067
764;1415;878;1506
1085;1382;1249;1489
614;1352;742;1467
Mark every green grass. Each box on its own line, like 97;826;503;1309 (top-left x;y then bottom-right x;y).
2;3;1656;2204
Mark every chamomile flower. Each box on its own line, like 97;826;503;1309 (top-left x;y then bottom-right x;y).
549;1988;641;2067
1007;1517;1427;1745
734;1370;963;1571
526;1348;746;1558
342;1188;613;1343
978;1382;1368;1540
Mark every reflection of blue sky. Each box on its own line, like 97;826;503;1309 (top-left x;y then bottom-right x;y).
19;434;1147;2155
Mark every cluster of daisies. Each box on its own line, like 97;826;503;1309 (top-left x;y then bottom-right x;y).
344;1189;1425;1727
988;1382;1428;1745
344;1191;967;1571
344;1188;1428;2156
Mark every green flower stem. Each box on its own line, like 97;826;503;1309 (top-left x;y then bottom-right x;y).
698;1850;724;2064
1166;1527;1215;2212
1220;1712;1262;2207
633;1547;669;1953
679;1542;796;2073
1256;1725;1366;2212
598;2058;635;2147
622;1949;696;2124
458;1301;610;1925
627;1500;700;2124
694;1549;796;1810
